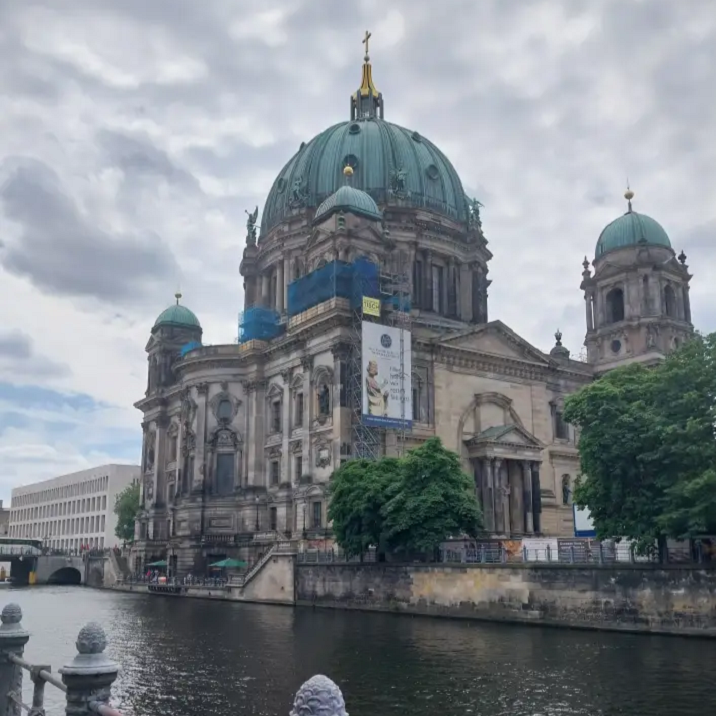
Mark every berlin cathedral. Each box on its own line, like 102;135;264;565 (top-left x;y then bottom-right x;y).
132;37;695;574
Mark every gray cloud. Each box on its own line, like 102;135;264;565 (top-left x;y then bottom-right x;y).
0;329;70;379
0;0;712;373
0;158;179;304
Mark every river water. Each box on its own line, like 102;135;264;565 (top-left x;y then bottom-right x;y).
6;586;715;716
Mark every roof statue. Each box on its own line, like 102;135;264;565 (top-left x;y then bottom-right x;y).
245;206;258;246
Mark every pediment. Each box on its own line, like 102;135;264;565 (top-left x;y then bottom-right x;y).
435;321;550;365
467;423;543;450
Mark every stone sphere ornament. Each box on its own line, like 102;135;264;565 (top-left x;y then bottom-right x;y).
0;603;22;625
76;622;107;655
290;675;348;716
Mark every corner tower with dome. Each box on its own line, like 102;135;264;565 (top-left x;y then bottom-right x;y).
131;36;698;576
580;188;694;373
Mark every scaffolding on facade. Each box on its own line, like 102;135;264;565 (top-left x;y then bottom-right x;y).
240;254;412;461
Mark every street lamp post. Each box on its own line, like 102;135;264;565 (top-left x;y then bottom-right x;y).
255;496;260;531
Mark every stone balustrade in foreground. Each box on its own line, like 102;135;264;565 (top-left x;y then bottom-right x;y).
0;603;346;716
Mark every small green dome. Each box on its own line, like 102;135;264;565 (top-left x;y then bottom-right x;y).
596;210;671;258
314;184;382;224
153;296;201;330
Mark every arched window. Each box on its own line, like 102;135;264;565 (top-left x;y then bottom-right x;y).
664;285;677;318
217;399;232;423
561;475;571;505
606;287;625;323
642;275;651;313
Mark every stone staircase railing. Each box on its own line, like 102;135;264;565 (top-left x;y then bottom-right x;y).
229;541;296;588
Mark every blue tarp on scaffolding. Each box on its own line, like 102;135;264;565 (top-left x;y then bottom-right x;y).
239;306;283;343
180;340;202;357
287;258;384;317
287;260;352;317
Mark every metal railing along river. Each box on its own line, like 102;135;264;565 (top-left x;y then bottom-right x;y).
0;603;349;716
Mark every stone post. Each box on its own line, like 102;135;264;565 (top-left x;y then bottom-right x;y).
60;623;119;716
0;604;30;716
290;675;347;716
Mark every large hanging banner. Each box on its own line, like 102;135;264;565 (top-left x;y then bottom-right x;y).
361;321;412;430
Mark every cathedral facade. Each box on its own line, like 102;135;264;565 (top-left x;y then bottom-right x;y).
132;47;694;574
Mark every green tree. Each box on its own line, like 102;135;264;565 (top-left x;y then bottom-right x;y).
565;332;716;550
328;458;399;558
114;481;141;542
564;363;667;552
382;437;482;554
655;333;716;536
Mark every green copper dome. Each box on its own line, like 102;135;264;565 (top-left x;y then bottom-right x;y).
314;184;383;224
262;119;467;235
596;205;672;259
153;295;201;330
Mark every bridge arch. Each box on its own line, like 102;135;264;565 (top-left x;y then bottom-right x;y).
47;567;82;585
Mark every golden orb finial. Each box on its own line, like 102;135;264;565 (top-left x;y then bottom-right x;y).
175;290;182;305
343;165;354;177
625;188;634;201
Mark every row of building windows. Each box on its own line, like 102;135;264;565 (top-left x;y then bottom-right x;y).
266;379;428;436
12;475;110;507
10;495;108;523
46;536;105;551
9;514;106;539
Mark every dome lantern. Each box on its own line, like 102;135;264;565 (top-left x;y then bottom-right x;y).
153;292;202;332
595;189;672;259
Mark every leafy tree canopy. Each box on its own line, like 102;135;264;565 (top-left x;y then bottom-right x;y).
329;437;482;557
383;437;483;554
114;481;141;543
564;332;716;548
328;458;399;558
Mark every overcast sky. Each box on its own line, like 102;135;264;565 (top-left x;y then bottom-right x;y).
0;0;714;501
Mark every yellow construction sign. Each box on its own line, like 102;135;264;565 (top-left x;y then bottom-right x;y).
362;296;381;317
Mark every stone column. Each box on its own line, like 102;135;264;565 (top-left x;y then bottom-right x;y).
276;261;285;313
498;459;511;536
585;292;594;331
155;414;169;508
283;257;290;311
530;462;542;534
242;385;251;487
0;604;30;716
300;357;313;478
423;250;432;310
683;285;692;323
244;276;257;307
261;272;269;307
331;347;347;467
281;371;291;482
447;258;457;318
482;458;495;533
60;623;119;716
193;384;208;491
522;460;534;534
246;381;267;486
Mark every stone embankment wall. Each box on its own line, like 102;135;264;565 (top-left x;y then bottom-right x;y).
295;563;716;636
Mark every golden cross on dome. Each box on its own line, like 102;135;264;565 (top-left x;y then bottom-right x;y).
362;30;372;60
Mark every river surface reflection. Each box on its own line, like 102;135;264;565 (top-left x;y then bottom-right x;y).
7;587;715;716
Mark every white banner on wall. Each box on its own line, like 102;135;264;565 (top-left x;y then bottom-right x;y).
573;505;596;537
361;321;412;430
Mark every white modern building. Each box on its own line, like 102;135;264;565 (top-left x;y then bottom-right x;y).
8;464;140;550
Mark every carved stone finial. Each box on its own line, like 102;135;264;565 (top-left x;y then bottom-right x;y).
582;256;589;270
290;675;348;716
76;623;107;655
678;250;687;265
1;603;22;625
555;329;563;346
